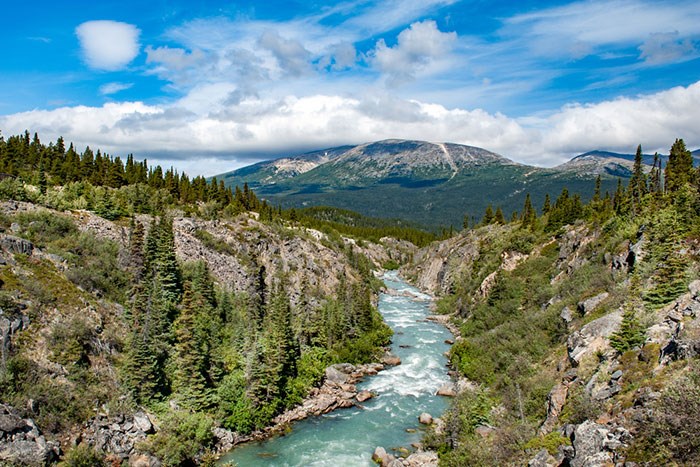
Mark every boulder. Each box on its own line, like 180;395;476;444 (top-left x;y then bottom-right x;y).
577;292;609;316
372;446;394;466
528;448;558;467
560;306;573;324
403;450;439;467
133;411;153;434
0;405;60;465
567;309;623;365
325;366;351;384
689;280;700;298
436;382;457;397
381;352;401;366
356;390;374;402
418;413;433;425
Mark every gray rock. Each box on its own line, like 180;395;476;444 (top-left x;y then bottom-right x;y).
325;366;351;384
418;413;433;425
528;448;558;467
570;421;609;467
611;370;623;380
689;280;700;298
567;309;623;365
560;306;574;323
0;234;34;255
133;411;153;434
577;292;609;316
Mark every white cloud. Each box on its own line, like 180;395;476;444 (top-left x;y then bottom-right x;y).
258;31;312;77
99;82;133;96
145;46;206;71
370;21;457;84
2;80;698;174
639;32;696;65
76;20;141;71
503;0;700;61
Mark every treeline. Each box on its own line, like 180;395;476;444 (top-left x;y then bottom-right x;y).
471;140;698;234
294;206;438;247
0;130;441;247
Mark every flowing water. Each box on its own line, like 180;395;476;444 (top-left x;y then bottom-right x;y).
220;271;453;466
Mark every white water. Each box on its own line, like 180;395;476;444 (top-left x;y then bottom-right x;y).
220;271;453;466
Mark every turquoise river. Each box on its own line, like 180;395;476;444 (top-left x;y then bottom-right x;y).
220;271;453;466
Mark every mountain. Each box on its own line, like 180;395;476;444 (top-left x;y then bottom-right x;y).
555;148;700;177
219;140;618;229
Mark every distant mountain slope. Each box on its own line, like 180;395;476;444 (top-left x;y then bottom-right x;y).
218;140;620;228
555;149;700;177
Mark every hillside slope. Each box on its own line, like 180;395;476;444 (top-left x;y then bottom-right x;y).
400;153;700;466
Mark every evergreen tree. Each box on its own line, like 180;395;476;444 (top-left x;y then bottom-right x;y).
628;144;647;212
494;207;505;225
542;193;551;214
665;138;694;194
482;205;494;225
520;194;536;230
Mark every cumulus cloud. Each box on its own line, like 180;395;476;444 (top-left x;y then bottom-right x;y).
99;82;133;96
370;21;457;83
76;20;141;71
1;76;699;175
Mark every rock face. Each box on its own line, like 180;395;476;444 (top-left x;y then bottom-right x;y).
80;411;157;463
563;421;630;467
0;404;60;465
567;309;623;365
0;233;34;255
577;292;609;316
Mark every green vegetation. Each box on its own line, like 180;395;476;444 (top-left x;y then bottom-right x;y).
0;130;394;463
428;139;700;465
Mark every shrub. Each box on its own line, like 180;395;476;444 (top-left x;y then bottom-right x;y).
141;411;215;467
59;443;106;467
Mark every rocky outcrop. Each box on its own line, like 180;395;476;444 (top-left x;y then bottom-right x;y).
0;233;34;255
270;363;384;430
373;446;439;467
577;292;609;316
0;404;60;465
567;309;623;365
78;411;157;464
562;421;630;467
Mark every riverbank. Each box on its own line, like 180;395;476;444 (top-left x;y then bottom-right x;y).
219;271;454;466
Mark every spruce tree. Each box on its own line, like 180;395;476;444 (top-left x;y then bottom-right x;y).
665;138;694;193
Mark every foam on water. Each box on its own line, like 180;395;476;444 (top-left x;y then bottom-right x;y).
220;272;453;466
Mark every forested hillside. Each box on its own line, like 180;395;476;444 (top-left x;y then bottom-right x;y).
0;131;402;465
402;139;700;465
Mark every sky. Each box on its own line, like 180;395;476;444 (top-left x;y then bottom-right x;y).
1;0;699;176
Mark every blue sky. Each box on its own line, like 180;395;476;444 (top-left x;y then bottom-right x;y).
1;0;699;175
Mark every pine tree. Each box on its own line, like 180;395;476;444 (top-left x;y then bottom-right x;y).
520;193;536;230
628;144;647;212
482;205;494;225
172;283;212;410
665;138;694;194
494;207;505;224
593;175;602;203
542;193;551;214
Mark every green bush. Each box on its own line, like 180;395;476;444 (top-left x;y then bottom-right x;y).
141;411;215;467
59;443;106;467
